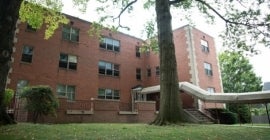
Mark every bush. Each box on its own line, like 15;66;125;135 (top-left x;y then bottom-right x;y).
3;89;14;107
220;111;238;124
20;85;59;123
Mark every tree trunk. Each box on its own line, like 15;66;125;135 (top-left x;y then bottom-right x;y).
0;0;22;125
152;0;183;125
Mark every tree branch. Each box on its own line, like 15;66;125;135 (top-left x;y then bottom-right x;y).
113;0;137;29
169;0;186;5
195;0;267;28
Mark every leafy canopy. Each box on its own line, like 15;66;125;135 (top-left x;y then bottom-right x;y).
19;0;90;39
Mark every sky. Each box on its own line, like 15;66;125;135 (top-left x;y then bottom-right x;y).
62;0;270;83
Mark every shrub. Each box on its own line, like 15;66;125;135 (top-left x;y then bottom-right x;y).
220;111;238;124
3;89;14;107
20;85;59;123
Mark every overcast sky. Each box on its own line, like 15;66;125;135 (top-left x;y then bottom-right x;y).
62;1;270;83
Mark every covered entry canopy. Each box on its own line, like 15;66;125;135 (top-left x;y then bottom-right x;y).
139;82;270;104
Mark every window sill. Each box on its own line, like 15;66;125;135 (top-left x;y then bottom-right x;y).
95;98;120;102
98;74;120;79
99;48;120;53
119;111;138;115
58;68;77;72
20;61;32;65
66;110;93;115
62;39;79;44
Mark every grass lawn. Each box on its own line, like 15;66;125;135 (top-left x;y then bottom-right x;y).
0;123;269;140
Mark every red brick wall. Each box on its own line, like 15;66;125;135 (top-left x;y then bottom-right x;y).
8;16;223;123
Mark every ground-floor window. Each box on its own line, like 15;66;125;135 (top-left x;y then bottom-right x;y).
16;80;28;97
98;88;120;100
56;84;75;101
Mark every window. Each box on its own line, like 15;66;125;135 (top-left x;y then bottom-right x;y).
204;62;213;76
59;53;77;70
156;66;160;76
136;46;140;58
26;24;36;32
16;80;28;97
21;46;33;63
56;84;75;101
98;61;119;76
100;37;120;52
134;92;146;101
136;68;141;80
207;87;215;93
98;88;120;100
147;68;151;77
62;26;79;42
201;39;209;53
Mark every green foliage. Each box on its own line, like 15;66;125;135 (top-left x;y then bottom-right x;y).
219;51;262;123
219;51;262;93
20;85;59;123
220;111;238;124
227;104;251;123
19;1;69;39
3;89;14;107
72;0;90;13
140;20;159;53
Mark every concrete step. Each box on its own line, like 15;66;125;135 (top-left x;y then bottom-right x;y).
185;109;214;123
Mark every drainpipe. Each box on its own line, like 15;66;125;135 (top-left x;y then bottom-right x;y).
131;90;134;112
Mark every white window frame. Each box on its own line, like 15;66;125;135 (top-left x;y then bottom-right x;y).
59;53;78;70
100;37;120;52
207;87;215;93
62;26;79;42
204;62;213;76
201;39;209;53
56;84;76;101
21;45;33;63
98;88;120;100
98;61;119;77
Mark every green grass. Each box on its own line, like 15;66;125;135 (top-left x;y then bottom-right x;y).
0;123;269;140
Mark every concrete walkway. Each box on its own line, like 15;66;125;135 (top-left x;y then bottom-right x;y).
140;82;270;104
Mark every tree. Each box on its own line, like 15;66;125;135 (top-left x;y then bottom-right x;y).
92;0;270;125
20;85;59;123
219;51;262;123
1;0;270;125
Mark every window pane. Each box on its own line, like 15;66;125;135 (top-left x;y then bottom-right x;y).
147;68;151;77
105;89;112;99
21;54;32;63
113;90;120;100
62;26;70;40
99;61;106;74
114;46;119;52
67;86;75;93
69;62;77;70
105;63;112;75
156;66;160;75
59;54;68;68
67;92;75;100
16;80;28;96
113;64;119;76
113;40;120;47
23;46;33;55
56;85;66;96
68;55;77;63
60;54;68;61
98;89;105;96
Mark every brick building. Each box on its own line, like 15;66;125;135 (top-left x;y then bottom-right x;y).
7;15;223;123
